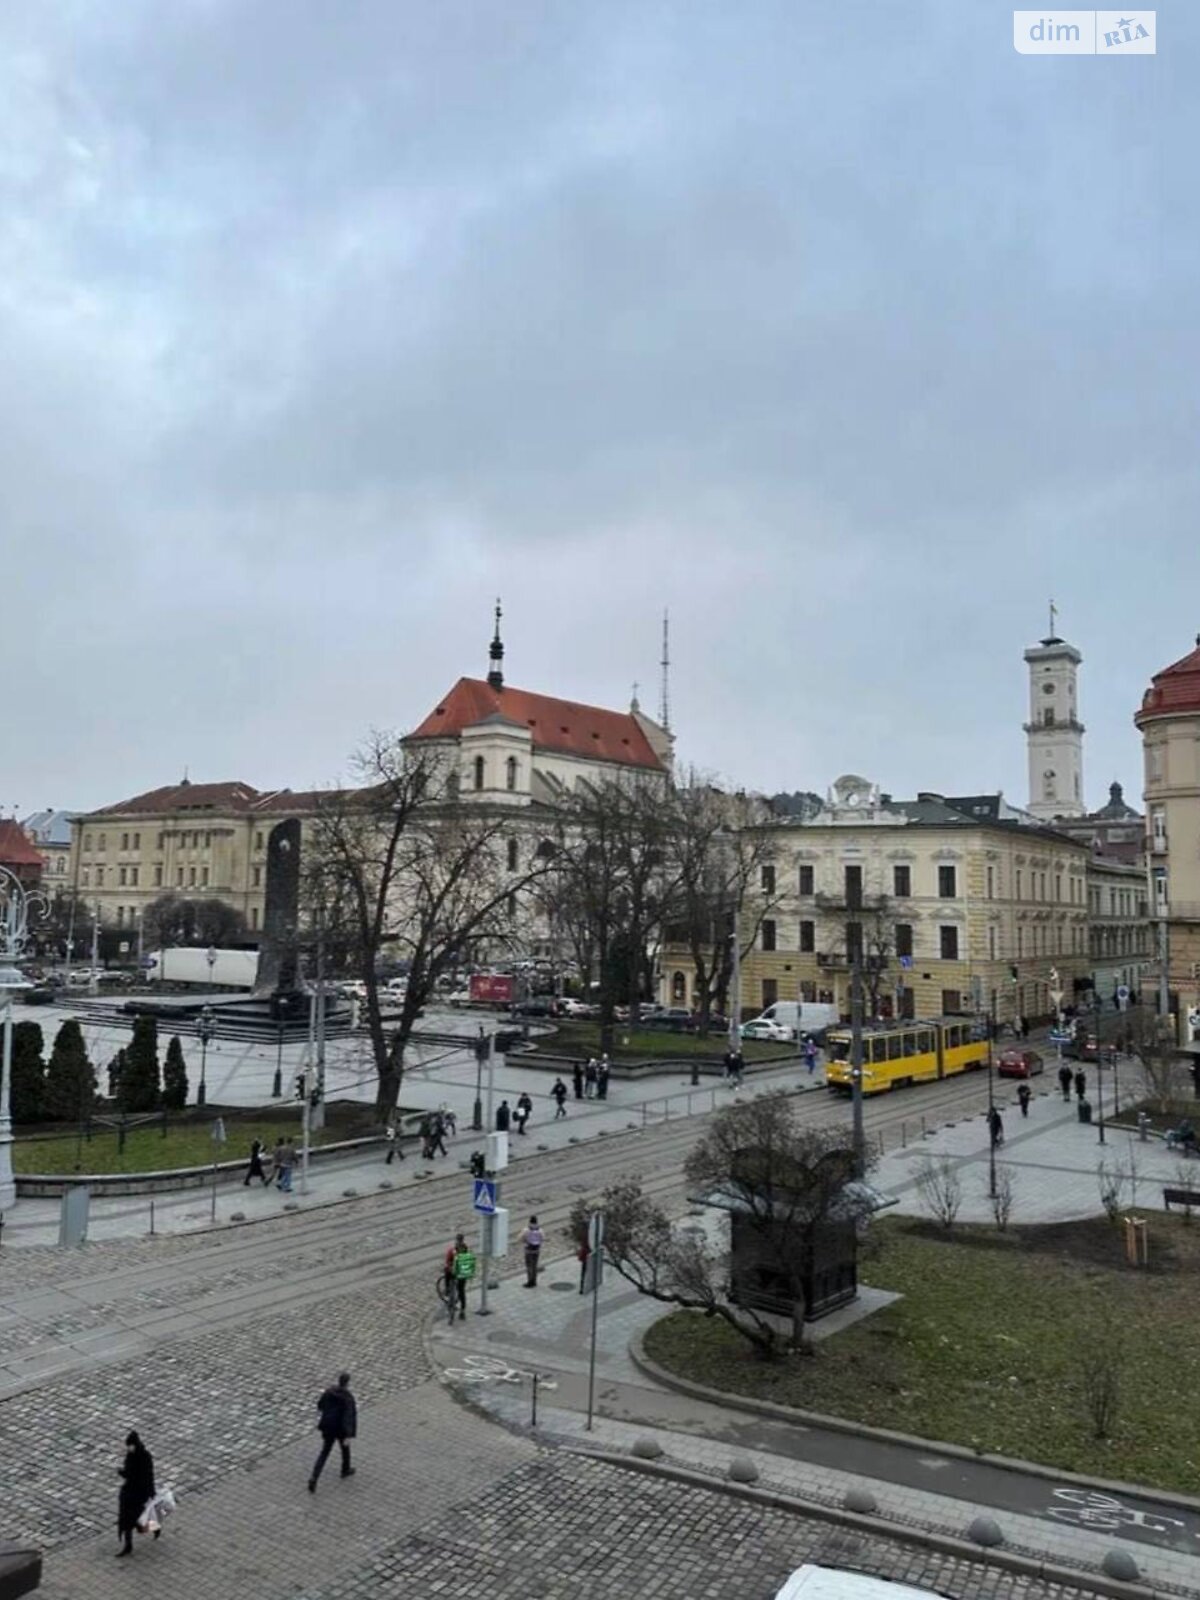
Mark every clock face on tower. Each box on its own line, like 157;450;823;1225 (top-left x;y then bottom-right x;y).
1042;683;1055;695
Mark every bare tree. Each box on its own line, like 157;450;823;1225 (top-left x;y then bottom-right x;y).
913;1155;963;1228
544;771;676;1050
664;776;782;1035
307;733;556;1115
1096;1156;1129;1224
989;1163;1016;1231
1080;1304;1123;1440
570;1097;874;1358
1125;1007;1186;1114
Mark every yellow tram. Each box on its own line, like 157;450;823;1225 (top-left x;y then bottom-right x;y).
824;1017;988;1096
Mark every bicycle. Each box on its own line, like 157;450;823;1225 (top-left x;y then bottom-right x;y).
435;1271;457;1325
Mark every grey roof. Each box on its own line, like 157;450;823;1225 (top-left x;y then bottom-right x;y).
21;808;74;846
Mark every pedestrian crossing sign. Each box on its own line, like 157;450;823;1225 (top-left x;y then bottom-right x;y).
473;1178;497;1214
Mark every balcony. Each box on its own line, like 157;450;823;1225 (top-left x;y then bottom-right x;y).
816;951;850;970
1161;901;1200;922
814;891;889;912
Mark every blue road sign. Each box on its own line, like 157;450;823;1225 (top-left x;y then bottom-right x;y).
473;1178;498;1214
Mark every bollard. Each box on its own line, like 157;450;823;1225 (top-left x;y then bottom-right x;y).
1137;1111;1150;1142
531;1372;539;1428
901;1121;907;1149
149;1200;155;1236
921;1114;927;1138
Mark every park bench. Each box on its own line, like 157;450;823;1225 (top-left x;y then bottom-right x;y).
0;1541;41;1598
1162;1185;1200;1212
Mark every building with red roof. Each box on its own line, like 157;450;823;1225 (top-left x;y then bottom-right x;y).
1135;636;1200;1043
0;819;45;889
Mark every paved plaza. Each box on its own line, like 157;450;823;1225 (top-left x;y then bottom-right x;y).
3;1023;1196;1598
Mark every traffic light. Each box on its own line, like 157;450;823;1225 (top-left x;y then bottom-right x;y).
469;1150;486;1179
294;1072;308;1101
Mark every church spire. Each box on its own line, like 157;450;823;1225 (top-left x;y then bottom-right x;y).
487;598;505;689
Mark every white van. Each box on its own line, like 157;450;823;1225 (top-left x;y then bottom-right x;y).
751;1001;840;1041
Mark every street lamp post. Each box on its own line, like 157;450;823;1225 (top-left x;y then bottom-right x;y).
197;1005;215;1107
472;1027;486;1132
0;868;45;1219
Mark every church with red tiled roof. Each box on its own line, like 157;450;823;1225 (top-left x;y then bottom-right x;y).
407;604;673;805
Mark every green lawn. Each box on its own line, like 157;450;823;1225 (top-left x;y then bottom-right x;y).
643;1215;1200;1494
15;1119;349;1175
548;1021;790;1062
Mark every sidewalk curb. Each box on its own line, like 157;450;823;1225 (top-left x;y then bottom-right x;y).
576;1448;1166;1600
628;1326;1200;1517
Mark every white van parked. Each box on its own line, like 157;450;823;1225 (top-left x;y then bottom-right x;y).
749;1001;840;1041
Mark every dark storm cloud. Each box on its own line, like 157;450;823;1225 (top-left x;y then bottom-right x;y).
3;1;1196;816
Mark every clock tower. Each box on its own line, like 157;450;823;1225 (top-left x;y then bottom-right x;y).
1024;607;1085;820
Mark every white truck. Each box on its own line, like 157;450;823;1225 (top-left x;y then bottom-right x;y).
146;947;259;989
749;1000;840;1041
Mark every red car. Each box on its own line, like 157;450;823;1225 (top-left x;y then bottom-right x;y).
997;1047;1044;1078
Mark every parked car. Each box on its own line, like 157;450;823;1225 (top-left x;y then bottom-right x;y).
648;1006;695;1031
996;1047;1044;1078
22;984;58;1005
1066;1033;1100;1062
445;990;473;1008
740;1018;793;1043
513;996;559;1018
558;997;593;1018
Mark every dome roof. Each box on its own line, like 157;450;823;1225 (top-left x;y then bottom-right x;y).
1135;637;1200;725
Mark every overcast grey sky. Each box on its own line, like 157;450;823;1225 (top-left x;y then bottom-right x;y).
3;2;1195;815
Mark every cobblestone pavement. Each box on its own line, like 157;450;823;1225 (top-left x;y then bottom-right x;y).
291;1452;1096;1600
0;1093;1157;1598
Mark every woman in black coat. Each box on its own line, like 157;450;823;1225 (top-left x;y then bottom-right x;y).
117;1431;156;1556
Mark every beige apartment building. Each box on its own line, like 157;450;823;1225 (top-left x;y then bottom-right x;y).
1086;856;1153;1005
68;781;319;938
663;775;1094;1028
1135;637;1200;1042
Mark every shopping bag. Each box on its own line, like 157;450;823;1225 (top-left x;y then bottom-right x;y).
136;1499;160;1535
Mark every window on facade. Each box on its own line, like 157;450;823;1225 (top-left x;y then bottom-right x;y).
96;866;104;886
133;832;140;849
893;864;911;897
937;865;956;898
942;990;962;1015
762;978;778;1008
506;840;519;872
474;756;485;791
1015;869;1022;899
844;864;863;908
251;906;260;930
986;865;994;899
506;756;517;791
988;925;997;960
1055;875;1062;902
1017;925;1024;956
1151;808;1166;846
798;863;814;896
121;832;129;851
252;865;262;887
895;923;913;958
176;867;184;887
154;865;163;887
82;866;90;887
1043;708;1054;726
1043;769;1056;800
799;919;815;952
507;892;516;918
205;831;212;848
761;864;775;895
939;925;959;960
189;867;196;887
157;832;164;849
255;831;264;850
845;921;864;963
85;833;93;852
98;833;106;851
761;919;777;953
117;906;125;927
202;866;210;886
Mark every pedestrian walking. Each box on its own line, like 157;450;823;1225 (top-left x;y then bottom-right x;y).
577;1236;591;1294
804;1036;818;1076
384;1122;405;1164
584;1058;597;1099
1057;1062;1072;1102
514;1092;533;1136
724;1047;744;1088
552;1078;568;1118
596;1055;610;1101
308;1372;357;1493
440;1104;458;1137
1017;1083;1031;1118
519;1214;545;1287
243;1138;269;1187
275;1137;296;1193
444;1232;474;1321
1074;1069;1087;1102
429;1110;449;1158
116;1431;156;1557
987;1106;1004;1148
496;1098;511;1133
572;1060;584;1101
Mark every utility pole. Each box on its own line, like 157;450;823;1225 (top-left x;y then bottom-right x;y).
89;902;100;996
1158;919;1171;1030
478;1032;498;1316
728;906;742;1055
986;997;997;1198
850;954;865;1177
312;913;327;1132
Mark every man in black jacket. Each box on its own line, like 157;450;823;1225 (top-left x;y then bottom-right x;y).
308;1372;357;1492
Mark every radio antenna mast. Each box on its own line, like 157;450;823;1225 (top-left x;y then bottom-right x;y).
659;609;671;731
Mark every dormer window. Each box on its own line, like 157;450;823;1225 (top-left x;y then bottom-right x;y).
506;756;517;791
